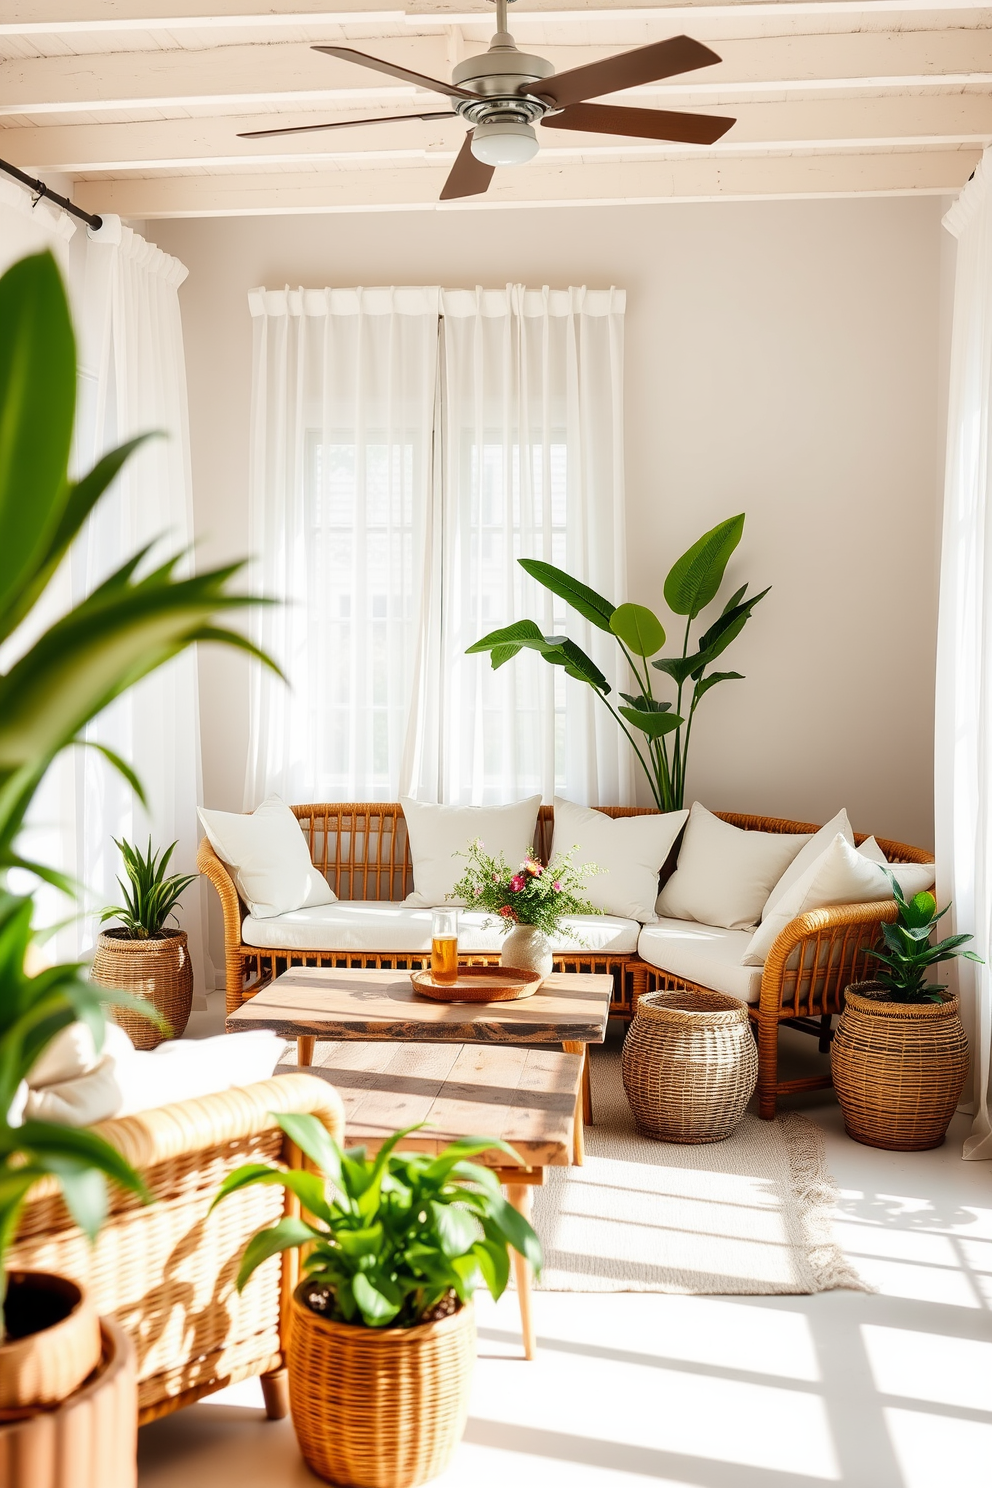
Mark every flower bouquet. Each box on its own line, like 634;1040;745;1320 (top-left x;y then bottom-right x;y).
449;841;600;977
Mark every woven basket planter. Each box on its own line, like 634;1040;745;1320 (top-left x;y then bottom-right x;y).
621;989;758;1143
0;1317;136;1487
832;982;970;1151
90;929;192;1049
288;1283;475;1488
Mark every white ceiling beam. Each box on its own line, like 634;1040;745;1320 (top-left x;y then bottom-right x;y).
70;145;980;215
4;0;991;30
10;93;991;171
3;31;990;115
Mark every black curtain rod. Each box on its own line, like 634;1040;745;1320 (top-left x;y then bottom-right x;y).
0;157;102;231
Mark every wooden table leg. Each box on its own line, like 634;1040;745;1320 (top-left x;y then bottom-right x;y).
504;1182;536;1361
561;1040;585;1166
297;1035;315;1068
260;1368;289;1419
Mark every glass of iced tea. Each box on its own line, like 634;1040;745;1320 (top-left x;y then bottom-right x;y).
431;908;459;985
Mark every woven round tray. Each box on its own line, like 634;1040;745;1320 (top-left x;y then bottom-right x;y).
621;989;758;1144
410;966;542;1003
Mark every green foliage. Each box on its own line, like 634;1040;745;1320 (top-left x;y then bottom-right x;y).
212;1114;543;1329
467;515;769;812
0;249;278;1334
448;839;600;936
0;892;156;1325
0;250;281;888
865;869;984;1004
100;838;196;940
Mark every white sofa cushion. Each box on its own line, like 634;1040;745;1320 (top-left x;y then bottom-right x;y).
198;795;334;919
656;803;811;931
760;808;854;921
637;918;762;1005
402;796;541;908
549;797;687;923
742;834;937;966
242;900;640;954
19;1027;285;1128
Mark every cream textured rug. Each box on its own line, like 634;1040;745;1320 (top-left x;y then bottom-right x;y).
529;1048;869;1295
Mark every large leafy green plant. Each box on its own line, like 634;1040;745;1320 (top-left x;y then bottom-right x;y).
467;515;768;813
865;870;984;1004
213;1114;542;1328
0;249;277;1336
100;838;196;940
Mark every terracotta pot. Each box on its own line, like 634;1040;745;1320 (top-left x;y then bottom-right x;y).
832;982;970;1150
0;1273;101;1416
500;925;553;979
0;1317;136;1488
90;928;192;1048
288;1282;475;1488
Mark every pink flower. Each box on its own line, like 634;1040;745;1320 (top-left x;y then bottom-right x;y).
552;880;561;892
491;873;499;883
499;904;517;921
524;858;543;877
510;874;526;892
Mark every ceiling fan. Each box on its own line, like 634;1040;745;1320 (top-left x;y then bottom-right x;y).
239;0;735;200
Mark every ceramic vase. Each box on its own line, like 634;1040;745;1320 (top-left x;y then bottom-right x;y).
500;925;554;979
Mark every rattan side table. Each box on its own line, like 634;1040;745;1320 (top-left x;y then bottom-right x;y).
621;989;758;1143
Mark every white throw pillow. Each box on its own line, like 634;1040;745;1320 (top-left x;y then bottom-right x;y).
549;798;687;923
761;809;854;922
198;795;334;920
22;1027;286;1127
403;796;542;908
657;803;811;931
742;834;937;965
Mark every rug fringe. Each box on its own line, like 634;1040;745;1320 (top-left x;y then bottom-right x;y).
778;1112;875;1293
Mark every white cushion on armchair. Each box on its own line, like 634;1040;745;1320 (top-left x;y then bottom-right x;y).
198;795;334;919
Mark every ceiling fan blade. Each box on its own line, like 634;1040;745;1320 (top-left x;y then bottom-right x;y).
238;110;453;140
312;45;479;101
541;101;734;146
439;132;495;201
528;35;721;109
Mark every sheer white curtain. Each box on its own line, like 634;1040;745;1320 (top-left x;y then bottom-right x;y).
244;287;441;804
0;201;204;981
937;154;992;1159
405;285;628;805
246;282;629;809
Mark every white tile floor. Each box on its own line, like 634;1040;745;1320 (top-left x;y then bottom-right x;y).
138;1011;992;1488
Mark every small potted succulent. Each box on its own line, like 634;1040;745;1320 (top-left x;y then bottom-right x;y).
832;869;983;1150
214;1115;542;1488
449;839;599;978
91;838;196;1047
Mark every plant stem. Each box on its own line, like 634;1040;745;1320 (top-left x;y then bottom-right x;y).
599;695;667;810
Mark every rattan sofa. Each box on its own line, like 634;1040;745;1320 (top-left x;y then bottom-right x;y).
10;1073;343;1425
198;803;934;1119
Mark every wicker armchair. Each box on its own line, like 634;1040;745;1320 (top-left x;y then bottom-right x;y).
10;1073;344;1424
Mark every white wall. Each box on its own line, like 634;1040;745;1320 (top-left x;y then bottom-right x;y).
153;198;946;976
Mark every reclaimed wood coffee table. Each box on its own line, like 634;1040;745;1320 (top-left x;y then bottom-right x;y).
285;1039;582;1359
227;966;612;1163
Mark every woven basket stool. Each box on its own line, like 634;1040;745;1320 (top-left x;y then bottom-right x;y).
621;990;758;1143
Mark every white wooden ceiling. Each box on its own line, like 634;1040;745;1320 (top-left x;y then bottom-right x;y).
2;0;989;216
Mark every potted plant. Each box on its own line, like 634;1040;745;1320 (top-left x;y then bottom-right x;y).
449;839;600;978
832;870;983;1150
213;1115;542;1488
0;249;275;1481
92;838;197;1048
467;515;769;811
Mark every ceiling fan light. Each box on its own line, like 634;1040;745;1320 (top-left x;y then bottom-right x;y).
470;119;539;167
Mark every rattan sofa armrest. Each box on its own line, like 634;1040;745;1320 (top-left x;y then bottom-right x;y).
758;899;898;1013
197;833;244;932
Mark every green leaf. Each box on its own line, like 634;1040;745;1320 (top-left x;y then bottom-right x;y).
517;559;616;631
556;639;609;694
650;655;705;687
465;619;545;656
15;1120;150;1205
210;1163;332;1225
692;587;770;674
692;671;744;705
0;253;76;634
619;693;671;713
619;706;683;739
609;603;665;657
431;1200;480;1259
75;741;148;811
274;1112;344;1191
663;516;745;620
335;1223;384;1257
472;1237;511;1300
235;1216;321;1292
45;1163;106;1242
483;1194;543;1275
352;1272;401;1326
